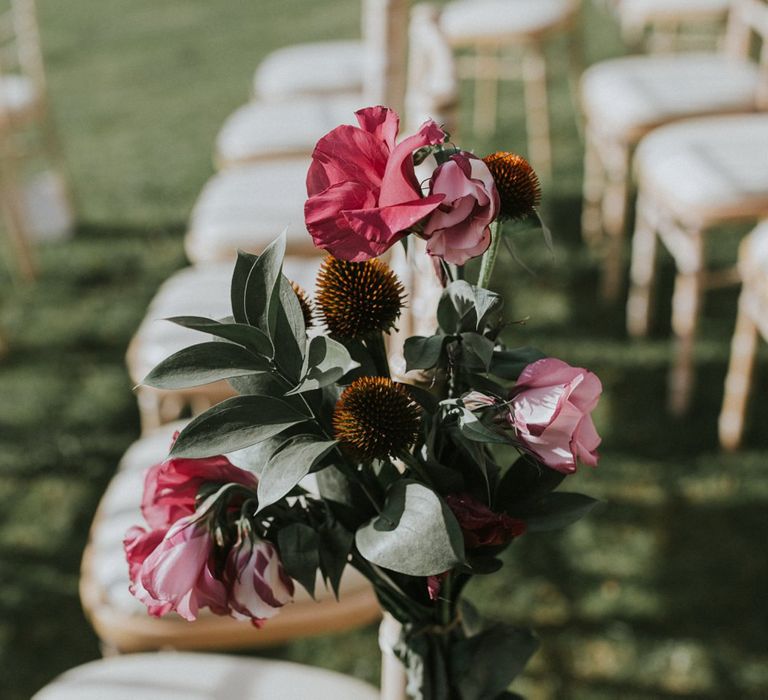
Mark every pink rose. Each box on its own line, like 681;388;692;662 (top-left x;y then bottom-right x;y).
130;515;228;621
508;358;602;474
305;106;446;261
226;537;294;625
423;152;500;265
445;493;526;549
124;525;174;617
141;444;258;530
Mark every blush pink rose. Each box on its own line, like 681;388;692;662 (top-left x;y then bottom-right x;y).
423;152;500;265
508;358;602;474
124;525;174;617
305;105;446;261
130;515;228;621
226;537;294;626
141;443;258;530
445;493;526;549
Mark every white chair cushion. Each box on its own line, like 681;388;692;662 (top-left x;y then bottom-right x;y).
254;40;364;100
581;53;759;137
33;653;379;700
185;161;314;264
128;259;320;383
619;0;731;23
0;74;38;118
215;94;362;166
440;0;574;43
634;114;768;217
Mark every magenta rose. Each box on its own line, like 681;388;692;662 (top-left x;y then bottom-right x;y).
423;152;500;265
508;358;602;474
305;105;446;261
141;444;258;530
445;493;526;549
128;515;228;621
226;536;294;626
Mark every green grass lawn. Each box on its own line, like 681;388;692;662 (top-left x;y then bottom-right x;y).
1;1;767;698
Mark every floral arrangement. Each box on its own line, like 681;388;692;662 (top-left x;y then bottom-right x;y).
125;106;602;700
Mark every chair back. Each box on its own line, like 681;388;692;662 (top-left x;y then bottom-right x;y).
362;0;410;115
724;0;768;104
405;3;459;135
0;0;44;84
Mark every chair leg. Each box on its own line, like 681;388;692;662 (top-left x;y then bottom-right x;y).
626;192;659;337
581;126;605;248
668;267;704;416
472;45;499;136
719;301;758;451
0;157;37;281
599;144;631;302
521;44;552;178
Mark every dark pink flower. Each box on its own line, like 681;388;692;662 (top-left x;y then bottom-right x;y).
305;106;446;261
445;493;526;549
508;358;602;474
141;446;258;530
130;515;228;621
423;152;500;265
226;537;294;626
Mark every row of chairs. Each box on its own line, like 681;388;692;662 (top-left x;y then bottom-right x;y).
580;0;768;444
44;5;456;699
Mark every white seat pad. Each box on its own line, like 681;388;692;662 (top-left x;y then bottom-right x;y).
215;94;362;166
619;0;731;22
86;423;371;617
440;0;573;43
0;74;38;117
635;114;768;216
581;53;758;137
128;259;321;383
185;160;314;264
33;652;379;700
254;40;364;100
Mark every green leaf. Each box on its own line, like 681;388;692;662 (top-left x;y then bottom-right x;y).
170;394;310;458
272;276;307;381
451;624;538;700
228;372;286;397
287;335;358;395
242;233;285;331
404;334;450;372
355;480;465;576
490;346;547;380
257;435;337;511
167;316;273;357
515;492;600;532
318;520;353;598
437;281;503;335
495;456;564;513
143;342;270;390
231;251;258;324
455;407;510;445
459;333;495;372
278;523;320;598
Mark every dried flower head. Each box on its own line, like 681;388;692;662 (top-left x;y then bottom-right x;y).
481;152;541;221
290;281;314;328
333;377;421;460
316;257;405;339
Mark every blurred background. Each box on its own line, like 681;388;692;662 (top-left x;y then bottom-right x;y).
1;0;767;698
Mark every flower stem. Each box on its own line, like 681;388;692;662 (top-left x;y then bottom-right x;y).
477;220;502;289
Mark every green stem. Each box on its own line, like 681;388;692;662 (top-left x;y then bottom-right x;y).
365;332;390;377
477;220;502;289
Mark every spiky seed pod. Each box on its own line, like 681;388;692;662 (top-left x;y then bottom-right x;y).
482;152;541;221
333;376;421;461
316;257;405;339
290;281;314;328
